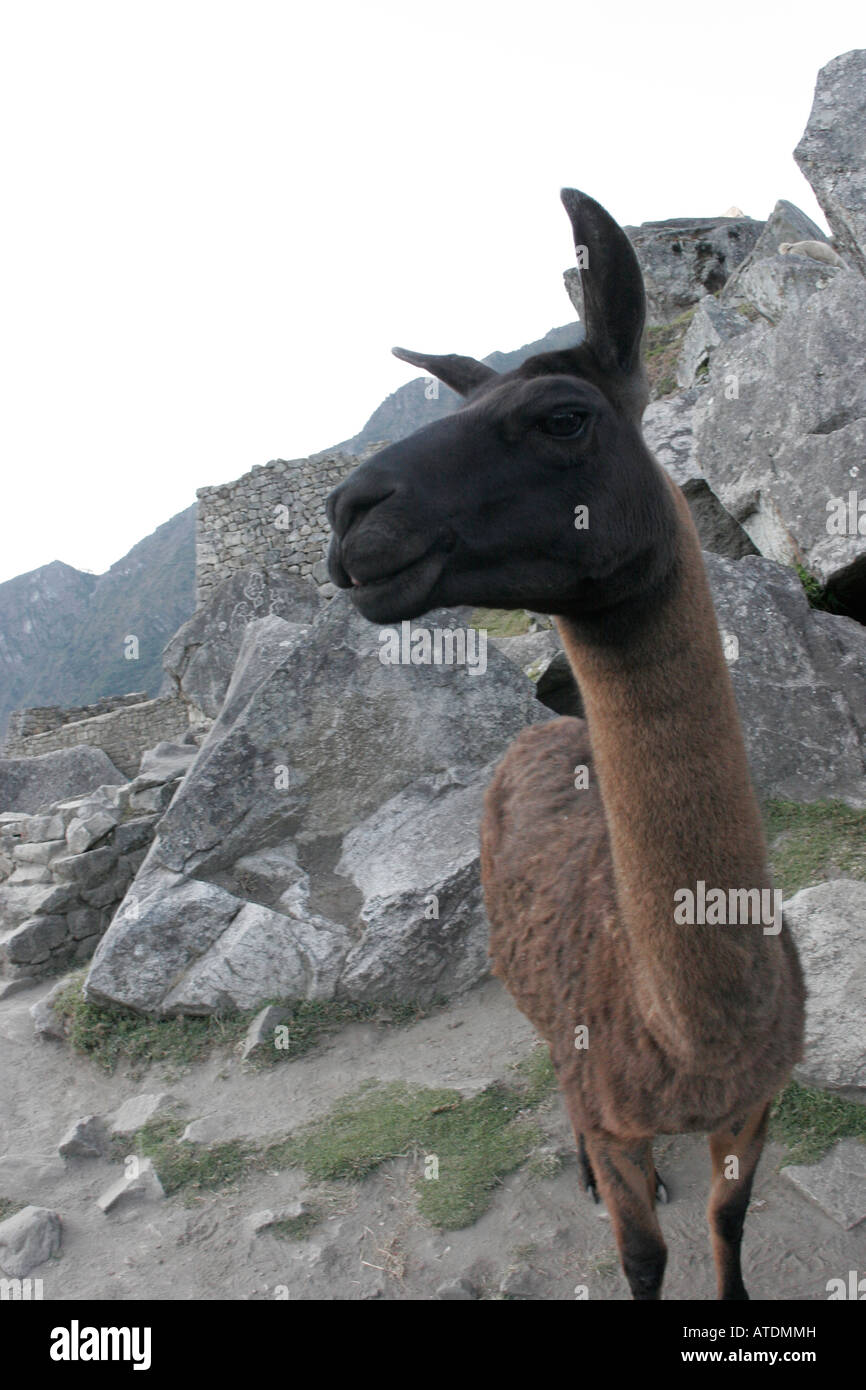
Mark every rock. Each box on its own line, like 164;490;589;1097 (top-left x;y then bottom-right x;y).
52;846;118;888
784;880;866;1091
675;295;751;387
435;1276;479;1300
499;1265;544;1298
97;1157;164;1213
693;270;866;615
0;881;77;931
86;595;549;1014
5;915;69;964
720;254;839;326
794;49;866;278
21;814;66;843
246;1201;313;1234
534;651;584;719
12;839;67;865
782;1140;866;1229
59;1116;107;1158
488;630;560;676
620;215;764;323
109;1093;175;1136
163;567;323;722
65;810;118;854
136;741;198;788
642;390;758;559
706;556;866;804
30;975;75;1040
721;199;830;292
0;1205;62;1277
0;746;125;816
241;1004;292;1060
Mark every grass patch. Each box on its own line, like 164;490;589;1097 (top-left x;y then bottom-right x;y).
770;1081;866;1166
122;1116;255;1197
469;607;533;637
49;976;444;1075
0;1196;21;1222
106;1065;557;1228
765;799;866;897
643;308;696;399
268;1207;323;1241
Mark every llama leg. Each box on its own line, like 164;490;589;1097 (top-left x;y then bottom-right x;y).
577;1132;599;1203
582;1130;667;1300
707;1099;771;1301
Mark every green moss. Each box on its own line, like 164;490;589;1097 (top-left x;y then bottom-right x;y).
765;799;866;897
469;608;532;637
770;1081;866;1166
0;1196;21;1221
268;1208;323;1241
794;563;850;616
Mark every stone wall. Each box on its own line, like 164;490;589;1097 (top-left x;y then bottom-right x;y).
4;696;187;779
5;692;150;746
195;448;369;604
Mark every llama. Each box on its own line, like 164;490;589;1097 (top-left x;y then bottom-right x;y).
325;189;806;1300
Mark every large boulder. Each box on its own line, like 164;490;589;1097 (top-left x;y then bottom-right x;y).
705;554;866;806
620;215;764;324
0;746;125;815
85;599;550;1013
642;390;757;559
693;269;866;616
162;567;324;723
784;879;866;1094
794;50;866;278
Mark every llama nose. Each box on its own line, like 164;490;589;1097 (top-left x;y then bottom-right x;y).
326;471;398;540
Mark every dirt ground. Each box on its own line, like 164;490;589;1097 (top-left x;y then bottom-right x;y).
1;976;863;1302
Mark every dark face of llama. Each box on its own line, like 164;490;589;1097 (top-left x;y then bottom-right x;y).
326;189;678;624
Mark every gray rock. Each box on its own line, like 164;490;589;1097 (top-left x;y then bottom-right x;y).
85;595;548;1014
0;1205;62;1277
136;741;198;788
784;879;866;1091
241;1004;293;1060
642;391;758;559
488;629;561;677
721;199;829;293
499;1265;544;1298
65;810;118;854
676;295;751;387
97;1157;164;1213
109;1093;175;1136
693;270;866;612
246;1201;314;1234
621;215;764;324
720;254;839;326
794;50;866;278
30;975;75;1040
59;1116;107;1159
163;567;323;721
0;881;76;932
782;1140;866;1229
706;556;866;804
5;915;69;964
436;1276;479;1300
12;839;66;866
22;814;66;843
0;746;125;815
52;846;117;888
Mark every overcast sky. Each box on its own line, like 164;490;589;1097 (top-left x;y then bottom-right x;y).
1;0;862;583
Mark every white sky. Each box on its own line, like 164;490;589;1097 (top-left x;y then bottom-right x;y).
1;0;862;583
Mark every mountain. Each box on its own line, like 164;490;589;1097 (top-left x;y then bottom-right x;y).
0;505;196;739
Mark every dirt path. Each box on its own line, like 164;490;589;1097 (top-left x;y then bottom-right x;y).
0;978;862;1301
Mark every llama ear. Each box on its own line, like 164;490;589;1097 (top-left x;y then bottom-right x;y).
560;188;646;376
392;346;497;397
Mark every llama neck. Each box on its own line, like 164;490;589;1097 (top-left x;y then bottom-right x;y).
556;479;780;1060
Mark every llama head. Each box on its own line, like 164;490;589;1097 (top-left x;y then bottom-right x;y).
326;189;678;624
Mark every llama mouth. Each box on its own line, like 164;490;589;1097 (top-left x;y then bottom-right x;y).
346;544;450;621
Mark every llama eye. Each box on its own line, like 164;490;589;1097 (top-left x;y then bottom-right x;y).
540;410;588;439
